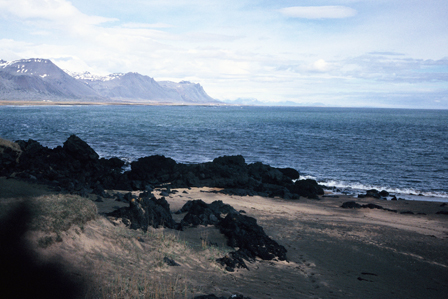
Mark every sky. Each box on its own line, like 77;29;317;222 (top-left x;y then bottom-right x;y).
0;0;447;108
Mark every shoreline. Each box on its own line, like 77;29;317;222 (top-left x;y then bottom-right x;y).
0;100;228;106
325;187;448;203
1;133;447;203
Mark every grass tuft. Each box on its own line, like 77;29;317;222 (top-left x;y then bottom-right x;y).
29;193;97;233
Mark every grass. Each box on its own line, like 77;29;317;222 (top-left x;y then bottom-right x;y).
68;219;198;298
10;193;98;248
86;273;191;299
0;137;21;153
1;190;230;298
30;193;97;233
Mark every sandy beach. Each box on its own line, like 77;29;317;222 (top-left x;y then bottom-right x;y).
1;178;447;298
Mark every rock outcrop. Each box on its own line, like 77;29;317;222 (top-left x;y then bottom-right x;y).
176;200;236;228
341;201;397;213
217;211;287;262
106;192;177;230
177;200;287;272
1;135;324;201
4;135;124;196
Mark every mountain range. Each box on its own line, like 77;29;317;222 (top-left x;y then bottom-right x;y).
0;58;220;104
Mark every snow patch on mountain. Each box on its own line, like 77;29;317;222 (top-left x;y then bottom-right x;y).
66;71;127;82
1;58;220;104
0;58;104;101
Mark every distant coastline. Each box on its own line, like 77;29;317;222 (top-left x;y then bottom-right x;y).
0;100;228;106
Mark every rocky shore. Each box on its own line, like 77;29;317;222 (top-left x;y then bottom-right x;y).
0;134;325;200
1;135;448;298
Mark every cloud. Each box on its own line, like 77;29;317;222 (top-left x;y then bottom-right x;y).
0;0;447;108
342;54;448;83
278;6;357;19
184;32;243;42
368;51;405;56
122;22;174;29
312;59;329;72
0;0;117;24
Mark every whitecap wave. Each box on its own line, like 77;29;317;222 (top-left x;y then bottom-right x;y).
321;179;448;200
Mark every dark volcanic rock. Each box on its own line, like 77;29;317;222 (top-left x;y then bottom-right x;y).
106;193;176;230
218;188;257;197
207;155;250;188
289;179;324;199
177;200;236;227
63;135;99;161
248;162;288;185
278;167;300;180
359;189;388;199
379;190;389;197
163;257;180;266
3;135;322;201
341;201;362;209
129;155;177;184
216;251;249;272
9;135;126;194
126;153;316;200
217;211;287;261
341;201;397;213
363;203;385;209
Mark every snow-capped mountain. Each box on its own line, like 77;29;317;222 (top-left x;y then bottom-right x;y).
65;71;129;82
0;58;103;100
74;72;185;103
0;58;219;104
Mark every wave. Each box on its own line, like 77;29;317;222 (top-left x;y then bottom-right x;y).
320;179;448;200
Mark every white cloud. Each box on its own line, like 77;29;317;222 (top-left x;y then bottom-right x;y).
312;59;329;72
278;6;357;19
0;0;117;24
122;22;174;29
0;0;447;108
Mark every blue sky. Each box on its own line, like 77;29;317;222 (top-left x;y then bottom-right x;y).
0;0;447;108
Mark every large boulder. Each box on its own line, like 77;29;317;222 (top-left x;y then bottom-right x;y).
177;200;236;227
106;193;176;230
278;167;300;180
129;155;177;184
217;211;287;261
207;155;250;187
216;251;250;272
288;179;324;199
248;162;289;185
63;135;99;161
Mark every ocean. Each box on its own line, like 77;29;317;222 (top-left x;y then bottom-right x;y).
1;105;447;202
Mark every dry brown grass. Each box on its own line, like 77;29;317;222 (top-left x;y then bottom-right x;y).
0;137;21;153
86;273;190;299
30;193;98;233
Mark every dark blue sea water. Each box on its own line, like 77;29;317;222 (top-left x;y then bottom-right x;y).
1;105;447;201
